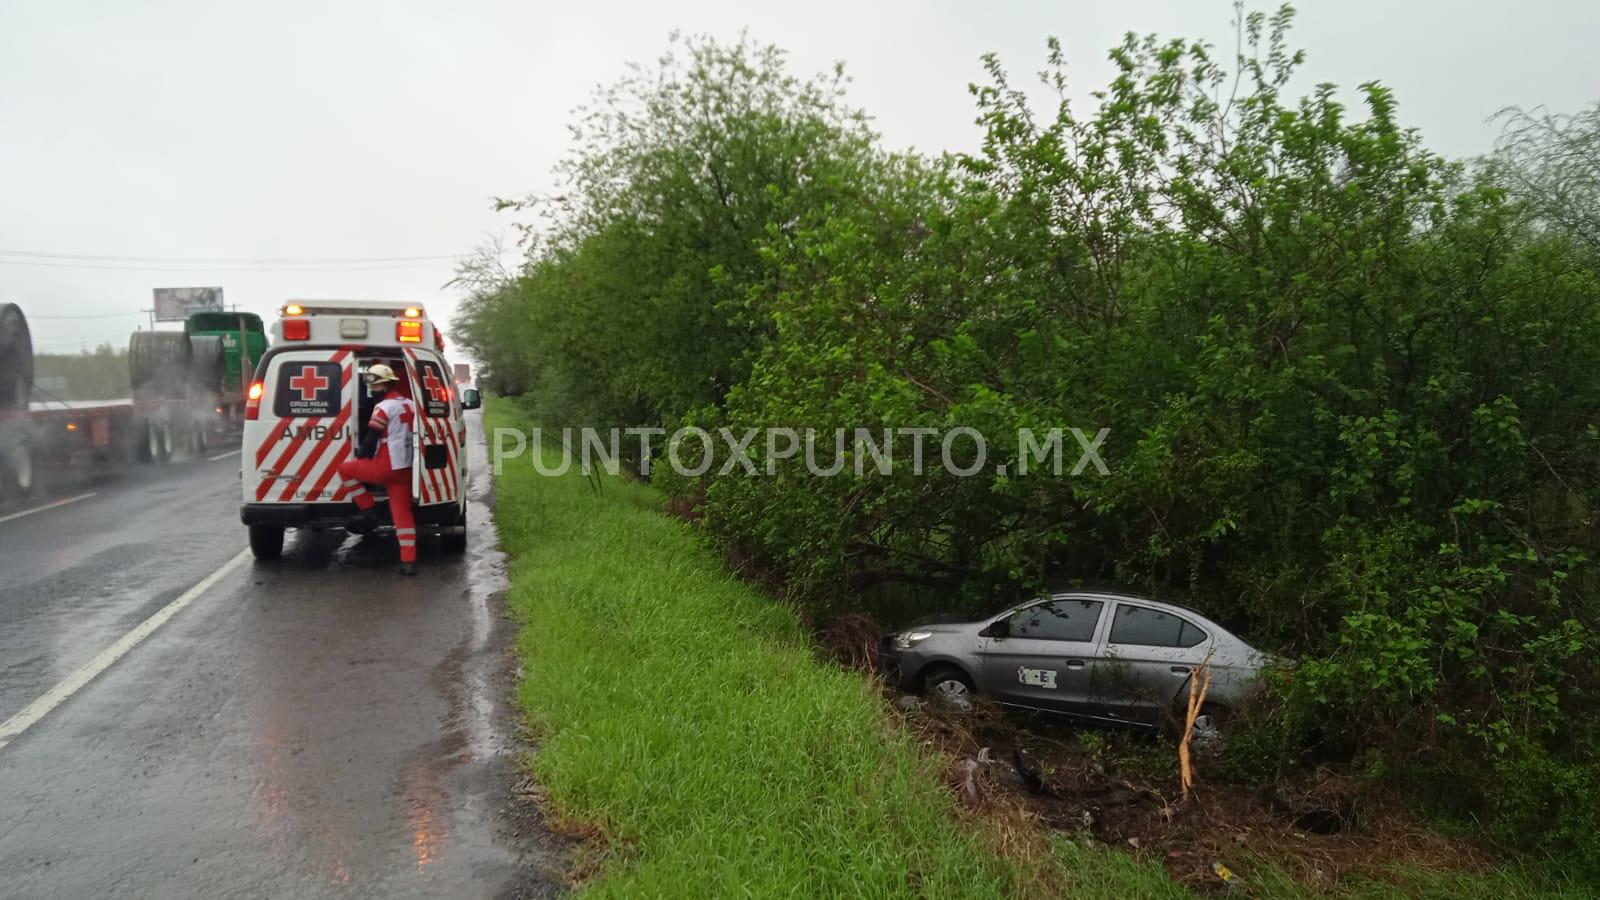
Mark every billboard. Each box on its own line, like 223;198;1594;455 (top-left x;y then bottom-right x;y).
153;287;224;322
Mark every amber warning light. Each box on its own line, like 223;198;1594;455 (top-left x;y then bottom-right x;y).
245;381;264;420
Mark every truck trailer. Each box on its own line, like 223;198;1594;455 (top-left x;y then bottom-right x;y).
0;302;249;506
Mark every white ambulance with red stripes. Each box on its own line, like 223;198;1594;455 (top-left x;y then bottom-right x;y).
239;300;476;559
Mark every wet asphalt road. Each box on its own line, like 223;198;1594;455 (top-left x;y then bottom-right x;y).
0;411;565;898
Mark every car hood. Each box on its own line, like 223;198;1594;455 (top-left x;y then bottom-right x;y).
898;620;981;635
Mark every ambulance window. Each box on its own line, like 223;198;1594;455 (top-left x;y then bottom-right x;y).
272;360;341;418
413;361;452;417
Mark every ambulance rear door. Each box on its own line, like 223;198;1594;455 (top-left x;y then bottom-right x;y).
246;347;358;505
403;349;462;509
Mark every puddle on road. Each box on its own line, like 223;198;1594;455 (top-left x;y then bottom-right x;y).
458;437;511;765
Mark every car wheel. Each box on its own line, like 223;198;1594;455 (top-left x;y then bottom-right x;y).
1184;702;1229;753
922;666;975;713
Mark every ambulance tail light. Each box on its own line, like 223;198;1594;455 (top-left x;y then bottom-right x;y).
282;319;311;341
396;320;423;343
245;381;264;420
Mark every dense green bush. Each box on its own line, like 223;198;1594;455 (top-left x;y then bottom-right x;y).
458;7;1599;876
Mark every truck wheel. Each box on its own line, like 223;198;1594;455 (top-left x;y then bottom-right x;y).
439;502;467;553
3;441;35;498
249;525;285;560
0;438;35;504
191;419;209;454
144;421;173;463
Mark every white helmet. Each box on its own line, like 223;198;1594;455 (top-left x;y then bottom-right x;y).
365;363;399;387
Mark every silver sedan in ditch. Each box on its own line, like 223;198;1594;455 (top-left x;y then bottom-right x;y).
884;592;1270;728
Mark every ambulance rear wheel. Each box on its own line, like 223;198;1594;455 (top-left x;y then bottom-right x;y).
249;524;284;560
439;503;467;553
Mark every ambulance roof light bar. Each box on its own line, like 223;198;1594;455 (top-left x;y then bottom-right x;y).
282;299;429;319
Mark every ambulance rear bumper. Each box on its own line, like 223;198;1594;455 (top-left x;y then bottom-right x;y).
240;502;461;529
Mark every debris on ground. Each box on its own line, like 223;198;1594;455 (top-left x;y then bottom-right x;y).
892;683;1494;890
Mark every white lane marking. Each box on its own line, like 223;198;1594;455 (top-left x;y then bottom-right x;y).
208;449;241;461
0;547;252;752
0;493;97;526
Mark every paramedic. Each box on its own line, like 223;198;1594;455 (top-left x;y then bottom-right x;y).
338;363;419;575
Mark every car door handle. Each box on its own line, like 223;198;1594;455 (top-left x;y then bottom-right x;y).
1064;660;1085;669
1170;666;1191;674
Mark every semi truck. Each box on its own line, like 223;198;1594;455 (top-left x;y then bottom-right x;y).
0;302;250;506
185;310;268;423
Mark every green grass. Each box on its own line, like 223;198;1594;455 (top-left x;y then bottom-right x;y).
487;397;1140;897
485;396;1583;898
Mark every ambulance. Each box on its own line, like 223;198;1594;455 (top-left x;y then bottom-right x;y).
238;300;477;560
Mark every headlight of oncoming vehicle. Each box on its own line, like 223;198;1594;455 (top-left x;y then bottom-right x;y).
892;631;934;650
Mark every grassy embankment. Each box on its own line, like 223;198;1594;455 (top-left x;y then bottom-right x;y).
485;397;1579;899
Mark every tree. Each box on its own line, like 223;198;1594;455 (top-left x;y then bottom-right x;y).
463;34;884;435
1492;102;1600;257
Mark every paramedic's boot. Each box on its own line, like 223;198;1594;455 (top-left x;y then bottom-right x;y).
399;562;417;577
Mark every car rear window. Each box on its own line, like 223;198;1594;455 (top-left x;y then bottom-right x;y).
1109;605;1207;648
1007;599;1103;642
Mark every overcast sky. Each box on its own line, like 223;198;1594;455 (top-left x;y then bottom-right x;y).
3;0;1597;353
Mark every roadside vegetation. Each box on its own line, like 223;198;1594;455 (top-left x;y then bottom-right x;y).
488;396;1580;897
488;396;1138;897
462;4;1600;890
32;345;129;400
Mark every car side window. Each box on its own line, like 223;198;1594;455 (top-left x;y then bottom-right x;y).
1006;599;1104;642
1176;621;1207;648
1108;605;1207;648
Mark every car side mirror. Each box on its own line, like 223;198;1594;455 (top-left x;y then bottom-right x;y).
980;619;1010;639
460;388;481;410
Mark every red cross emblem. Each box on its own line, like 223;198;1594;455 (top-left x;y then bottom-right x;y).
421;368;450;404
288;365;330;402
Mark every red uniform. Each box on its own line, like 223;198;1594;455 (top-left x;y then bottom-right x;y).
339;387;418;563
